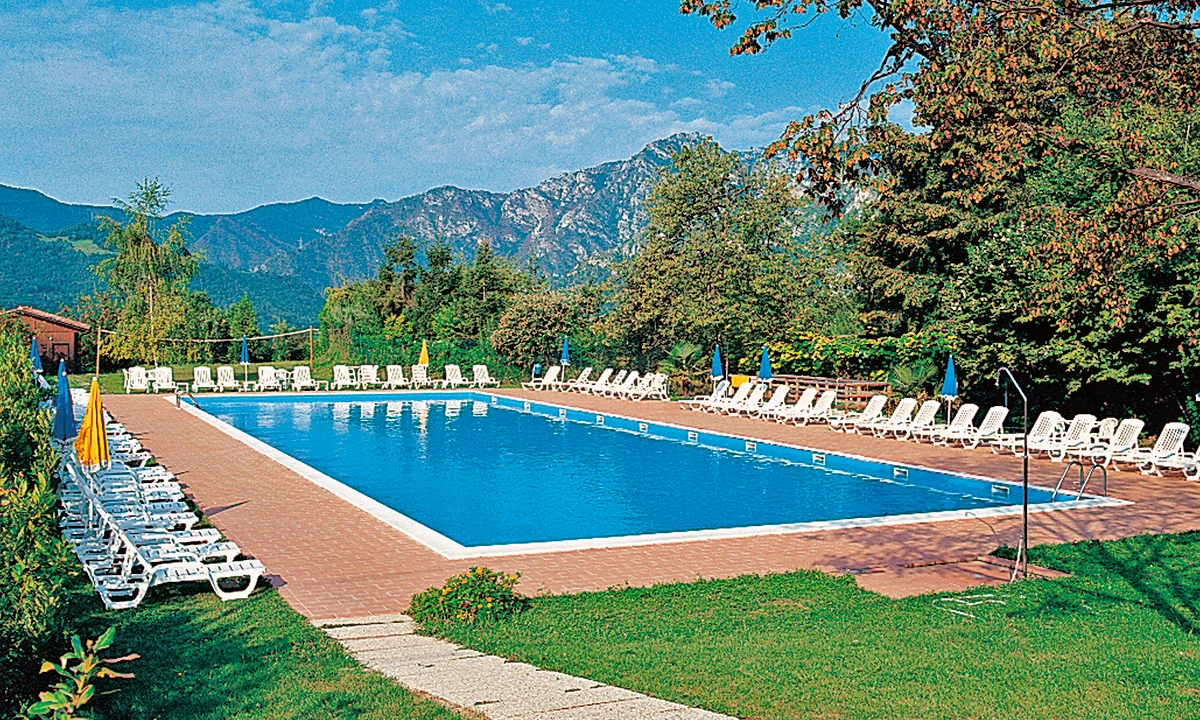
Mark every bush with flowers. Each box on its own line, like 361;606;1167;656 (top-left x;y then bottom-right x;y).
408;567;527;627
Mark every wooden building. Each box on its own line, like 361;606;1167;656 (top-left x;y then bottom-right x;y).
5;306;91;370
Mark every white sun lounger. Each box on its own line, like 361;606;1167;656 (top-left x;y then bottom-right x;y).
442;364;471;388
788;390;839;425
472;364;500;387
991;411;1063;454
887;400;942;440
523;365;560;390
383;365;409;389
1033;414;1096;461
216;366;240;392
358;365;386;389
829;395;888;433
861;398;918;436
191;366;217;393
750;385;791;419
768;387;817;422
332;365;359;390
290;365;326;391
122;367;150;393
1112;422;1190;475
683;379;731;411
935;405;1010;448
255;365;285;392
584;369;624;395
1069;418;1143;467
912;403;978;443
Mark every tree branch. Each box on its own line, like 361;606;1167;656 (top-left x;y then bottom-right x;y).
1130;167;1200;192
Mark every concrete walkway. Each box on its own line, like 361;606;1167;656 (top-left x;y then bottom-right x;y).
318;614;734;719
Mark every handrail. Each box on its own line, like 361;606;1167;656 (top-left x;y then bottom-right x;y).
1051;460;1084;501
1080;464;1108;499
173;387;200;410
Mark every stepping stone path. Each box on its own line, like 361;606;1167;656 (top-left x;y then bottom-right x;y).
318;614;736;719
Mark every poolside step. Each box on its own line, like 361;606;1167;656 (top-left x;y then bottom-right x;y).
323;617;736;719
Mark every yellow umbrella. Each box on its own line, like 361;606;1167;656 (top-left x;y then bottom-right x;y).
74;377;111;469
418;340;429;366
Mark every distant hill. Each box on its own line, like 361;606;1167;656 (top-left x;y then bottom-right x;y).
0;214;323;329
1;132;807;318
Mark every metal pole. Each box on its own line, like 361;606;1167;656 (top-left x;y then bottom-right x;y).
94;325;102;376
309;327;314;366
996;367;1029;579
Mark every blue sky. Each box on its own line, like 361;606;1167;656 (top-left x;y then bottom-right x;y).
0;0;891;213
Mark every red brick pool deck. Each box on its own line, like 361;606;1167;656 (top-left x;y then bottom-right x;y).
107;391;1200;621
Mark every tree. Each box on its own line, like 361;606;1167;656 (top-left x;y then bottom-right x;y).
86;179;215;365
684;0;1200;418
491;291;585;370
225;294;259;362
605;138;817;368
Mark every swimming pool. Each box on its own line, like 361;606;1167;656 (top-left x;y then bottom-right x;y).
190;392;1115;557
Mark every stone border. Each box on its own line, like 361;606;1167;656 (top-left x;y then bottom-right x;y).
165;392;1128;560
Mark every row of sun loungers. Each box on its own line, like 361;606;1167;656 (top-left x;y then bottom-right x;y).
121;363;501;393
330;364;499;390
522;366;669;401
58;395;263;609
682;382;1199;478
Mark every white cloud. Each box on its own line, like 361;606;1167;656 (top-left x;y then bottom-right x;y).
480;1;511;14
515;36;534;46
706;78;736;98
0;0;800;212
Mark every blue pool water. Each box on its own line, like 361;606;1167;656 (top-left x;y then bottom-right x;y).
201;393;1066;548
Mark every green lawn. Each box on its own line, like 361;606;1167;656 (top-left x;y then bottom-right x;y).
34;581;463;720
426;533;1200;719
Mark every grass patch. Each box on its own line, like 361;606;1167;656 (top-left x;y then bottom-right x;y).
426;532;1200;719
25;579;464;719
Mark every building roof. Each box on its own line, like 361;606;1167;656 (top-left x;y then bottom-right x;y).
5;306;92;332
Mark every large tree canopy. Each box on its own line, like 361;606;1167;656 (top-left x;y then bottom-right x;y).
683;0;1200;419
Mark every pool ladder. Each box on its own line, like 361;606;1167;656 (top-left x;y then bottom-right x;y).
173;387;201;410
1051;460;1107;501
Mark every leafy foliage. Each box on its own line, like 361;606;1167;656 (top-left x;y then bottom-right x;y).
490;289;597;371
605;139;827;370
409;567;527;627
23;627;137;720
684;0;1200;422
0;317;74;711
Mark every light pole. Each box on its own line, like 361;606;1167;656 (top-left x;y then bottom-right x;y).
996;367;1029;579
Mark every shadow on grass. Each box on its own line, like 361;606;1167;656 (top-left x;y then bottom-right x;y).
1026;531;1200;633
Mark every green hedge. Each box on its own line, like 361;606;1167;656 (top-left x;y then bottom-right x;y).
350;335;525;384
767;330;959;381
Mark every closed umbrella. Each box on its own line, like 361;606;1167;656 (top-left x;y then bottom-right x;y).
940;355;958;399
52;360;75;441
74;377;110;469
560;337;570;367
240;337;250;384
30;337;43;373
711;345;723;380
418;340;429;366
758;345;772;381
940;355;959;423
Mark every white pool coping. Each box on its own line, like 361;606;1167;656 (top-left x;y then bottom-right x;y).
165;391;1130;560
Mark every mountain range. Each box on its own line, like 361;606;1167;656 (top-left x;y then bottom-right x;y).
0;133;775;326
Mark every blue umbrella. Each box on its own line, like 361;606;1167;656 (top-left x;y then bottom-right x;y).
240;337;249;365
711;345;723;379
560;336;570;367
758;345;772;381
940;355;958;398
52;360;75;440
30;337;43;373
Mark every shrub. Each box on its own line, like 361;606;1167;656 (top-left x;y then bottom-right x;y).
768;330;958;382
23;627;138;720
409;567;527;627
0;317;74;711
